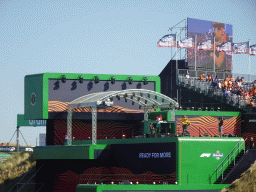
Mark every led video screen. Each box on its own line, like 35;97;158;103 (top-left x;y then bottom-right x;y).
187;18;233;71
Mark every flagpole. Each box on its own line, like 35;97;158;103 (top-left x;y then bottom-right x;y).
249;39;251;82
214;37;215;73
195;34;197;71
176;32;178;83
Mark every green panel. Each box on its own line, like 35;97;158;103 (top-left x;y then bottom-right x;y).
24;74;44;120
76;184;230;191
26;72;160;120
175;110;241;117
178;137;244;185
89;144;108;159
33;145;91;160
69;137;178;146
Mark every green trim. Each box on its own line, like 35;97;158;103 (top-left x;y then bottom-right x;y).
26;72;160;120
76;184;230;191
89;144;108;159
175;110;241;117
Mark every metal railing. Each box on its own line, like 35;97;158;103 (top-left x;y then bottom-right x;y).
208;138;247;184
178;75;255;110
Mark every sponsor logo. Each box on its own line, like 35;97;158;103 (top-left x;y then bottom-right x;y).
213;150;224;160
31;93;36;106
0;147;15;152
200;153;211;157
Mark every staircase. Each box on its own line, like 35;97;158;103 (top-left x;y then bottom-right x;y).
208;139;247;185
214;149;245;184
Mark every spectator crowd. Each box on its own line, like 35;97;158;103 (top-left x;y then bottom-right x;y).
197;74;256;108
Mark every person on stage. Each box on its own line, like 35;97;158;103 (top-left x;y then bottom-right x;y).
181;115;190;136
219;117;224;137
250;137;254;149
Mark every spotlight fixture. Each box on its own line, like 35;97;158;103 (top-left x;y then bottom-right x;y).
145;100;147;104
128;77;133;85
143;77;148;85
132;92;135;97
139;105;142;109
61;75;66;83
132;101;135;105
116;95;120;100
124;93;128;98
110;97;113;101
148;93;150;98
140;93;143;97
111;76;115;84
79;76;83;83
94;76;99;84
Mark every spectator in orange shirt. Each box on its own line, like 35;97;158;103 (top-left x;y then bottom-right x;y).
206;75;211;81
199;74;205;81
230;75;235;82
225;75;230;81
252;87;256;96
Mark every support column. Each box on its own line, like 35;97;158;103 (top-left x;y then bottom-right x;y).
91;106;97;145
16;126;19;152
67;108;73;146
144;107;149;121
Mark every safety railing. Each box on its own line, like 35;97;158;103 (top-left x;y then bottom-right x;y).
208;138;247;184
178;75;255;110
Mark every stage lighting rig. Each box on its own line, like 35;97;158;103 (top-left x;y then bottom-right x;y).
111;76;115;84
143;77;148;85
128;77;133;85
94;76;99;84
61;75;66;83
79;76;83;83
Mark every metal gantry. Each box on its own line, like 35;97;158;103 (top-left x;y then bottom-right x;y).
66;89;179;146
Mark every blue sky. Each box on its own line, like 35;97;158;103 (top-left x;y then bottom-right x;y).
0;0;256;145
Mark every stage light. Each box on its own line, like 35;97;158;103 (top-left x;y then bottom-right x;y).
79;76;83;83
205;107;208;111
61;75;66;83
133;92;135;97
145;100;147;104
191;107;195;110
136;181;139;184
124;93;128;97
116;95;120;100
110;97;113;101
94;76;99;84
143;77;148;85
139;105;142;109
217;107;220;111
132;101;134;105
148;93;150;98
128;77;133;84
111;76;115;84
198;108;202;111
140;93;143;97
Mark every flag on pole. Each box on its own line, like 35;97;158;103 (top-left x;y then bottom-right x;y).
157;34;176;47
216;42;232;52
250;44;256;55
178;37;194;48
232;42;249;54
197;39;213;50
